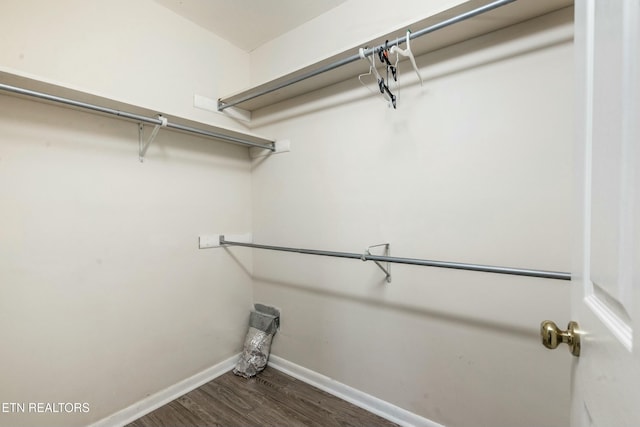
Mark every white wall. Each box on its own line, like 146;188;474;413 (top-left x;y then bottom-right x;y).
0;0;250;130
249;8;574;427
0;2;254;426
0;93;254;427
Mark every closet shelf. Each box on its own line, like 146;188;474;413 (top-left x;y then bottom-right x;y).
0;70;275;156
218;0;572;113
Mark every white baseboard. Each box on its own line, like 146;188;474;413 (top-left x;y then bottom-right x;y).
89;353;443;427
88;354;239;427
268;355;444;427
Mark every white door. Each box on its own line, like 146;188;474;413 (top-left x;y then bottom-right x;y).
570;0;640;426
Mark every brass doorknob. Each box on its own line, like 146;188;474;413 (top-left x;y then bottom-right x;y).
540;320;580;357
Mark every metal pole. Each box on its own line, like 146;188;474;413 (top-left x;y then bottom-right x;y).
219;238;571;281
0;83;276;151
217;0;517;111
167;122;275;150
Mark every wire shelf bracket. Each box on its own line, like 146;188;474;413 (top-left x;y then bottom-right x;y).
363;243;392;283
139;115;168;162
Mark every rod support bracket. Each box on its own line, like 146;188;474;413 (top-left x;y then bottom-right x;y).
363;243;392;283
139;115;168;162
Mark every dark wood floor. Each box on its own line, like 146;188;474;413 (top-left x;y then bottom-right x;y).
127;366;399;427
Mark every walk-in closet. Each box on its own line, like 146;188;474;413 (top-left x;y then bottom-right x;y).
1;1;639;426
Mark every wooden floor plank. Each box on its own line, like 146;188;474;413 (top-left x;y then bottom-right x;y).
200;380;307;427
278;372;398;427
127;401;207;427
126;366;399;427
174;390;233;427
208;375;319;426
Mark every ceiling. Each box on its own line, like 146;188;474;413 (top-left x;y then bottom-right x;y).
153;0;347;52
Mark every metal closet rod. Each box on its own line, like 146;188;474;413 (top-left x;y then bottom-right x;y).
0;83;276;151
219;237;571;281
217;0;517;111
